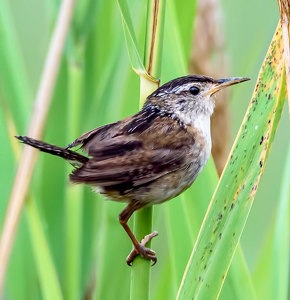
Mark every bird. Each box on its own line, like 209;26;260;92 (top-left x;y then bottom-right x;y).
16;75;249;265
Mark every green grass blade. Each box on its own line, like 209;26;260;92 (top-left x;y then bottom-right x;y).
117;0;147;75
160;0;187;81
0;0;32;129
252;143;290;300
65;43;84;300
73;0;99;39
220;247;256;300
26;198;64;300
271;142;290;299
251;223;275;299
177;22;287;299
170;0;196;59
65;185;83;299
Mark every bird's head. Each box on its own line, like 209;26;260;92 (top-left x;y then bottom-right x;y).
146;75;249;122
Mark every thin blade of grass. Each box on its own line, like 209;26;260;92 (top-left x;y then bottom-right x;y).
271;142;290;299
170;0;196;61
65;185;83;299
65;40;84;300
117;0;147;76
26;198;64;300
252;143;289;300
177;22;287;299
251;224;275;299
220;246;257;300
0;0;32;129
160;0;187;81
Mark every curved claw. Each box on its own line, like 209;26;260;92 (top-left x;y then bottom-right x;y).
126;231;158;266
151;256;157;266
126;248;138;266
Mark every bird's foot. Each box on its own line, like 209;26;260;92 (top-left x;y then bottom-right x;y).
126;231;158;266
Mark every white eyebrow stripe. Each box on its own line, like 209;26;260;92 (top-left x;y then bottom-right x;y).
170;83;195;93
154;82;202;97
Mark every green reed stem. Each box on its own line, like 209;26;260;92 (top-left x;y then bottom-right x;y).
65;44;84;300
130;0;166;299
26;197;64;300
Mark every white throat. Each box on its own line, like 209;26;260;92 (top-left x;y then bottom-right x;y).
174;109;211;139
191;112;212;163
190;112;211;139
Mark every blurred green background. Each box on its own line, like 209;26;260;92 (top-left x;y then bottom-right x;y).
0;0;289;299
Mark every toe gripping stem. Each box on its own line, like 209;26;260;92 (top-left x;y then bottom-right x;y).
119;202;158;266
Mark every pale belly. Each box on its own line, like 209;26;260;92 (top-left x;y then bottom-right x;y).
142;144;211;205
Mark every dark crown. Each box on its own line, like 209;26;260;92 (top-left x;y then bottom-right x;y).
149;75;215;97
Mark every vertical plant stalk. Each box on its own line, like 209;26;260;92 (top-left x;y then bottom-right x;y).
278;0;290;119
65;47;84;300
26;198;64;300
0;0;32;125
271;143;290;299
130;1;166;299
0;0;76;295
130;75;159;300
144;0;166;79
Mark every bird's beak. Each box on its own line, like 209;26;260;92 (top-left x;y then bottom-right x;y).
206;77;250;96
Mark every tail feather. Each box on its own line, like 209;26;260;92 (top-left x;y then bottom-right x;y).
16;136;89;164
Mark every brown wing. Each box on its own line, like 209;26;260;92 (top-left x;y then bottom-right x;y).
70;147;186;186
69;106;196;188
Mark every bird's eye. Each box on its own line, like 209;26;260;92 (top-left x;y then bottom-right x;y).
189;86;200;95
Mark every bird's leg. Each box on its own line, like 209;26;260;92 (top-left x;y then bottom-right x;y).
119;202;158;266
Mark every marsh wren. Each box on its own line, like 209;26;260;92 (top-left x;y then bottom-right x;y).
17;75;249;265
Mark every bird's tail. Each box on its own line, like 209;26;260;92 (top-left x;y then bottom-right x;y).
16;136;89;164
